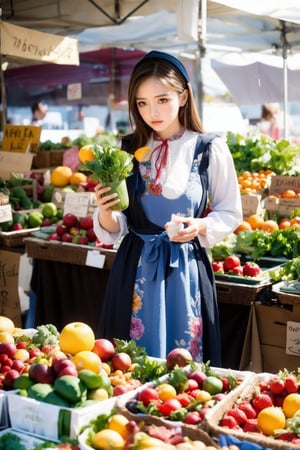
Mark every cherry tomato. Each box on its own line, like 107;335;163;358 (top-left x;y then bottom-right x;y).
212;261;224;273
137;386;159;406
157;398;182;416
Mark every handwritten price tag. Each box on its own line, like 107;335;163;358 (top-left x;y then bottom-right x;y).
63;192;91;217
0;205;12;223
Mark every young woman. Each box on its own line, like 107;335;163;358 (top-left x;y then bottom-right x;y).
93;51;242;366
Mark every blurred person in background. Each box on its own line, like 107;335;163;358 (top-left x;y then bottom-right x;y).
259;103;281;140
31;101;47;126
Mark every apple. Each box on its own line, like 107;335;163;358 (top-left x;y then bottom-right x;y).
166;348;193;371
12;359;25;373
61;232;73;243
29;363;55;384
12;223;23;231
79;216;93;230
63;213;79;228
69;227;80;236
113;384;130;396
111;352;132;372
46;233;61;241
57;366;78;377
3;369;20;389
16;341;28;349
29;348;42;359
87;228;97;242
14;348;30;362
78;235;89;245
189;369;207;388
92;338;115;362
0;342;16;359
0;354;12;366
53;358;77;376
56;224;68;236
1;365;12;375
41;219;53;227
72;235;80;244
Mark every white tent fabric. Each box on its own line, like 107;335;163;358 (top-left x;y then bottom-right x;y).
211;53;300;104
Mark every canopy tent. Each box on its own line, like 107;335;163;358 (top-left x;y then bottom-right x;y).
2;1;300;136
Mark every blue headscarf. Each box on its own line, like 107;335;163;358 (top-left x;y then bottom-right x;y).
138;50;190;84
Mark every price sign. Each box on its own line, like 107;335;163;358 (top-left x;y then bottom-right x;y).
0;205;12;223
2;125;41;153
86;250;106;268
63;191;91;217
286;321;300;356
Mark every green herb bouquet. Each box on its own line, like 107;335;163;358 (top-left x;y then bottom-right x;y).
80;143;133;211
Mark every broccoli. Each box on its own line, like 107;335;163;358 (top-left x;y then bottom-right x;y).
31;324;60;347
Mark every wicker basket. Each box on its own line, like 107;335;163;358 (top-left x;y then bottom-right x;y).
50;150;64;167
24;237;116;268
31;151;51;169
272;281;300;306
216;280;273;305
204;373;300;450
0;228;39;248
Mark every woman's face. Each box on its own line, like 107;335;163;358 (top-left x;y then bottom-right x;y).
135;77;187;139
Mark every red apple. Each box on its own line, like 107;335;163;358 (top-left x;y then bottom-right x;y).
53;358;77;375
57;366;78;377
29;348;42;359
29;363;55;384
16;341;28;349
111;352;132;372
78;235;88;245
166;348;193;371
63;213;79;228
41;219;53;227
12;223;23;231
46;233;61;241
56;224;68;236
87;228;97;242
92;338;115;362
3;369;20;389
0;342;16;359
189;369;207;388
113;384;130;396
12;359;25;373
79;216;93;230
61;232;73;243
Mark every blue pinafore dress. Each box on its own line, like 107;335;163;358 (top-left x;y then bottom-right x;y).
97;134;221;366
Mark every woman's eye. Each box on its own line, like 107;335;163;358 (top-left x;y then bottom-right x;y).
158;97;168;104
137;101;146;108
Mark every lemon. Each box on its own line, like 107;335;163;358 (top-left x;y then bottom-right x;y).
108;414;129;439
283;393;300;418
28;211;44;227
59;321;95;355
92;429;125;450
51;166;72;187
0;331;15;343
257;406;286;435
72;351;102;373
0;316;14;333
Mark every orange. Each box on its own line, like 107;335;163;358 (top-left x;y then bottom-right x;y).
78;145;95;163
281;189;296;198
72;350;102;373
92;429;125;450
156;383;177;401
246;214;265;230
59;321;95;354
257;406;286;435
234;220;252;234
108;414;130;439
0;316;14;333
69;172;87;185
51;166;72;187
282;393;300;418
134;146;151;162
260;220;279;233
279;218;291;229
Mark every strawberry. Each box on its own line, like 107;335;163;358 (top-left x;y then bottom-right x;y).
285;374;299;393
238;401;257;419
278;432;298;442
273;390;288;407
252;393;273;411
269;376;285;394
220;415;239;429
243;418;260;433
227;408;248;425
221;376;230;392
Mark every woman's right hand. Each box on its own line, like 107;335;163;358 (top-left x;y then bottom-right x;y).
95;182;120;213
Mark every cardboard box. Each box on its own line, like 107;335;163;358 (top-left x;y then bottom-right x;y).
7;390;133;441
0;151;34;180
264;175;300;216
255;301;300;372
0;249;26;327
241;193;263;218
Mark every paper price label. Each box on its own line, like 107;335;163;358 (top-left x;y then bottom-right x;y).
286;320;300;356
0;204;12;223
63;192;90;218
86;250;106;268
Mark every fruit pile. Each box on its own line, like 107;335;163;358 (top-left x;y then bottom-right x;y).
212;255;261;278
120;362;246;427
215;371;300;446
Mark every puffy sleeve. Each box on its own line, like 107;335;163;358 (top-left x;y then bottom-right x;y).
92;208;128;245
198;137;242;248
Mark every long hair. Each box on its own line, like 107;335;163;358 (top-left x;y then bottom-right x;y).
126;57;205;151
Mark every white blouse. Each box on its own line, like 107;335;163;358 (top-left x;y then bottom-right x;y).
93;131;242;249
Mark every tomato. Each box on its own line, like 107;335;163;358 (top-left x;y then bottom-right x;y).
138;387;160;406
243;261;261;277
223;255;241;272
212;261;224;273
176;392;194;407
232;265;243;275
183;410;202;425
157;398;182;416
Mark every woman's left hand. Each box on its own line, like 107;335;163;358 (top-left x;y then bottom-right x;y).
165;217;206;242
